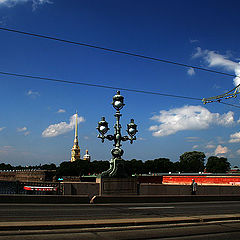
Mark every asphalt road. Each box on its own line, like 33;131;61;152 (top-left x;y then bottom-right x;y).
1;201;240;222
1;221;240;239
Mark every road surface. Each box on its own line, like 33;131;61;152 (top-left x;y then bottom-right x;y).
0;201;240;222
1;201;240;239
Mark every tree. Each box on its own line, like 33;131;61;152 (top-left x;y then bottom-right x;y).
173;161;181;173
90;160;109;175
57;161;79;176
0;163;13;170
125;159;144;175
206;156;230;173
179;151;205;173
144;160;155;174
74;160;91;176
152;158;173;173
40;163;57;170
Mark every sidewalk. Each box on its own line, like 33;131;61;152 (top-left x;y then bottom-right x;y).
1;214;240;231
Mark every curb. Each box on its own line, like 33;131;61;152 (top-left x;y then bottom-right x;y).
1;214;240;231
0;195;90;204
1;194;240;204
90;195;240;204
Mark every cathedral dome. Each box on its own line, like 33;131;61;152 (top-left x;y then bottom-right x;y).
83;150;91;162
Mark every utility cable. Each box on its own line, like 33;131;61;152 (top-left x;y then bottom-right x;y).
1;27;240;107
0;27;238;78
218;101;240;109
1;70;240;108
0;70;201;101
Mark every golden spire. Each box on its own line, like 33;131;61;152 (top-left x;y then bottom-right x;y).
74;111;78;143
70;111;80;162
75;111;78;137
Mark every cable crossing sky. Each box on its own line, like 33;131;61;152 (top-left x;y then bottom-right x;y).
0;27;240;108
0;26;239;79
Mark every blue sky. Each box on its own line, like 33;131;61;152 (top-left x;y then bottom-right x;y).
1;0;240;167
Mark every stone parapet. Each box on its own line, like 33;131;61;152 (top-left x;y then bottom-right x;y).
97;177;138;196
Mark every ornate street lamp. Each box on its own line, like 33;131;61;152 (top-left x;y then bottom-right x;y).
97;91;138;177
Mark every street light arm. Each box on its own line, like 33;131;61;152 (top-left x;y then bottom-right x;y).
121;135;136;144
121;136;129;141
129;136;136;144
98;134;115;143
106;135;115;141
97;134;105;143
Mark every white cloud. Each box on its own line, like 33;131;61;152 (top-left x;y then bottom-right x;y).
42;114;85;138
193;47;240;87
215;145;228;156
187;67;195;76
17;127;30;136
193;47;237;71
190;39;199;43
32;0;52;10
0;127;6;131
216;111;234;125
229;132;240;143
27;90;40;97
0;145;15;154
149;105;234;137
57;109;66;113
185;137;200;142
3;145;13;149
216;136;225;144
0;0;28;6
236;149;240;155
0;0;52;10
0;16;7;26
192;145;198;149
17;127;27;132
24;131;30;136
205;152;212;157
213;84;221;89
206;144;215;149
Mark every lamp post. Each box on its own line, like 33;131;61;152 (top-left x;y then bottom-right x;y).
97;91;138;177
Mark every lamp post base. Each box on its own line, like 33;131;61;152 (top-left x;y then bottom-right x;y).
96;177;138;196
101;158;129;178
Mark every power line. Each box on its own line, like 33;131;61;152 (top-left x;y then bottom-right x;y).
218;101;240;109
1;27;240;108
0;70;202;100
0;26;238;78
1;69;240;108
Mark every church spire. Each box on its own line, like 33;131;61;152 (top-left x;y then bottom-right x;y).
83;149;91;162
74;111;78;143
70;112;80;162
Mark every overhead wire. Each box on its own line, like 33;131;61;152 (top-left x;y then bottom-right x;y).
218;101;240;109
1;27;240;108
1;69;240;108
0;26;239;79
0;70;201;101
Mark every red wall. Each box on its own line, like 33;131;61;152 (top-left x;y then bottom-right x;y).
162;175;240;185
138;176;163;184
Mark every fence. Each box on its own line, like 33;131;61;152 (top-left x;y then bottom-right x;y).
0;181;61;195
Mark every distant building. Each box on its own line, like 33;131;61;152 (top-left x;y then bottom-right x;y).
70;112;80;162
0;170;56;182
83;149;91;162
229;167;240;173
